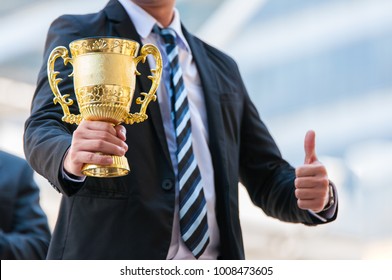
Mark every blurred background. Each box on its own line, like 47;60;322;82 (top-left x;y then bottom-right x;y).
0;0;391;259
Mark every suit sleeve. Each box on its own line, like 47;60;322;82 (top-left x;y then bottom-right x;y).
237;72;337;225
0;161;51;259
24;15;85;196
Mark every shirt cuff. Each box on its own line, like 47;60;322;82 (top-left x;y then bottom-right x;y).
61;149;86;183
62;169;86;182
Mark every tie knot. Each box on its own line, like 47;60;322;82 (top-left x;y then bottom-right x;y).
154;25;177;46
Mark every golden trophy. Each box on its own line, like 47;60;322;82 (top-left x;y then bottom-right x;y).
47;37;162;177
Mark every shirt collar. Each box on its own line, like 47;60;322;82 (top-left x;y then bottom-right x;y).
118;0;190;51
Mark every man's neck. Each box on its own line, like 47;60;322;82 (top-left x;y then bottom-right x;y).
131;0;175;27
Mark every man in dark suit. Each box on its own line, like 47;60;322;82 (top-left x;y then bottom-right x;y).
0;150;51;259
24;0;337;259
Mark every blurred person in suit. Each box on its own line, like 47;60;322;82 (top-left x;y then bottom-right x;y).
24;0;337;259
0;150;51;259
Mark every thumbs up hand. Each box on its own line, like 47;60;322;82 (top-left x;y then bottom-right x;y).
295;130;330;213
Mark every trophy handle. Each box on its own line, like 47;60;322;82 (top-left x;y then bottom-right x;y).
47;46;82;125
124;44;163;125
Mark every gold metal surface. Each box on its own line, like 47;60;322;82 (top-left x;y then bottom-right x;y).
81;154;130;177
47;37;162;177
73;53;134;89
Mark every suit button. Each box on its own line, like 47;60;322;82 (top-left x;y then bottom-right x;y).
161;179;174;191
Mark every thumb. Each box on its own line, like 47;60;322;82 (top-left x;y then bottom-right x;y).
304;130;318;164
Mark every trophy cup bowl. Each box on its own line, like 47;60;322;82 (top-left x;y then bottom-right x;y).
47;37;162;177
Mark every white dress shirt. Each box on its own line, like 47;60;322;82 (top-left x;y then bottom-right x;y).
118;0;220;259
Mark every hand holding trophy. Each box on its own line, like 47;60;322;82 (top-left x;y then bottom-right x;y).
47;37;162;177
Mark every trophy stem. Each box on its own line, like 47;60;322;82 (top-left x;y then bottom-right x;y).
81;155;130;177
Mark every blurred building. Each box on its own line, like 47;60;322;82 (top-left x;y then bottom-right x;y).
1;0;391;259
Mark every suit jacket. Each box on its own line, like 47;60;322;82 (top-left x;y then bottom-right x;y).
24;0;337;260
0;151;51;259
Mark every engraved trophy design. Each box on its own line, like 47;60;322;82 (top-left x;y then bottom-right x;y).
47;37;162;177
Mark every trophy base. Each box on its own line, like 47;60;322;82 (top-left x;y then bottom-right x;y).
81;155;130;177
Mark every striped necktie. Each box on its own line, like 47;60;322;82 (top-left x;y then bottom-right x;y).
158;27;209;258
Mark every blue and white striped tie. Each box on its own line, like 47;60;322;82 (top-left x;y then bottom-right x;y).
158;27;209;258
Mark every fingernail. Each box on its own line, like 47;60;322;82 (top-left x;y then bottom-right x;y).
119;147;126;155
121;128;127;139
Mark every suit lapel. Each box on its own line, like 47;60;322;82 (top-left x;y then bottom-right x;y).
182;27;229;188
103;0;172;167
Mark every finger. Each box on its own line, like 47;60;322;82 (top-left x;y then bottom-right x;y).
304;130;317;164
295;176;328;190
295;163;327;178
63;149;113;177
295;188;327;200
74;122;128;151
73;151;114;166
79;120;117;136
77;139;127;156
115;125;127;141
79;130;128;150
297;199;326;212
